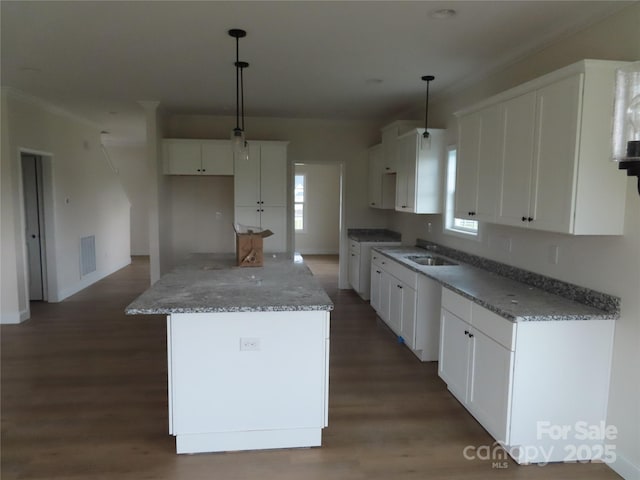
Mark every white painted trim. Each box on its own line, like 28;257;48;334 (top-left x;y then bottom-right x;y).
20;308;29;322
0;311;24;324
3;87;101;129
609;452;640;480
54;257;131;302
299;249;340;255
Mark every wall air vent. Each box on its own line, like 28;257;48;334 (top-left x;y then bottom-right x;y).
80;235;96;277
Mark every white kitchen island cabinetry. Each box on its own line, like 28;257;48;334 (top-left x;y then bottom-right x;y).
234;141;288;252
456;59;628;235
439;288;615;464
168;310;329;454
126;254;333;455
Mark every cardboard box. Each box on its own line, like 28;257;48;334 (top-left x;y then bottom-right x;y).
233;224;274;267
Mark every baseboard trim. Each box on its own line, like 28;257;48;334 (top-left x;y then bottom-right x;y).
0;311;23;324
55;257;131;302
609;452;640;480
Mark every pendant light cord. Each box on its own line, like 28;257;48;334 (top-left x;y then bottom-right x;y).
235;37;240;131
240;65;245;131
422;75;434;139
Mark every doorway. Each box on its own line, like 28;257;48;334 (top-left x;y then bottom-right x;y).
21;153;48;301
293;163;342;256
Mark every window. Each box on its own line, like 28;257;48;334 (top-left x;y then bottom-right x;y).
294;174;305;231
444;147;479;237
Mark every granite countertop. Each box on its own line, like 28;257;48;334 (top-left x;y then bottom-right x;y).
372;246;617;323
348;228;402;243
126;253;334;315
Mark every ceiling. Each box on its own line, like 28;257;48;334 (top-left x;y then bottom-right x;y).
1;1;632;145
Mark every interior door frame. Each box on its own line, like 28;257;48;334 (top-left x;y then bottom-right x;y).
18;148;55;304
288;159;346;288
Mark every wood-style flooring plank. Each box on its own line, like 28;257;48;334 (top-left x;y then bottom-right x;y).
1;255;619;479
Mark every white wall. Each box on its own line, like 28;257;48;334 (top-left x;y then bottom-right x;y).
168;175;235;263
165;115;385;286
105;144;150;255
295;163;341;255
0;90;131;322
390;4;640;478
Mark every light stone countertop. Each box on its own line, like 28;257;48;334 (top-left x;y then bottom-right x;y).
125;253;334;315
372;246;617;322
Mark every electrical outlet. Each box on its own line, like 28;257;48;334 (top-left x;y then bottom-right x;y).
548;245;560;265
215;211;222;220
427;222;432;233
240;337;260;351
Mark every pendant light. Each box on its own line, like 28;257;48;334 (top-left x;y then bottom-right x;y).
229;29;249;160
422;75;435;139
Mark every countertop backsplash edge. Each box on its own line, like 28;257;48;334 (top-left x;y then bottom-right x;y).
415;238;620;315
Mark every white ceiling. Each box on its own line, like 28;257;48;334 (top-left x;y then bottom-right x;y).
1;1;632;145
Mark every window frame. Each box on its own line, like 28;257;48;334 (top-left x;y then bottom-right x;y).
294;173;306;233
443;145;481;240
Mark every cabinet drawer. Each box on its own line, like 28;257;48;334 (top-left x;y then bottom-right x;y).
471;304;516;351
442;288;472;321
384;260;417;289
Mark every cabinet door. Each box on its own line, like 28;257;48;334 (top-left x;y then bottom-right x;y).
438;309;471;403
378;269;392;324
381;127;398;173
201;141;234;175
388;281;403;335
468;329;513;443
167;141;202;175
395;133;419;212
260;143;287;207
455;113;480;219
234;206;261;229
497;92;537;227
234;143;261;206
400;284;416;348
260;206;286;253
368;144;383;208
370;262;382;313
475;105;501;221
530;75;582;233
348;251;361;292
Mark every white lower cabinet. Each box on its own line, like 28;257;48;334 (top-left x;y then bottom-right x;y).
439;288;615;464
370;253;441;361
349;241;401;300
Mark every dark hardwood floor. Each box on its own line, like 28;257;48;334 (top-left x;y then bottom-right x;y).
1;255;619;479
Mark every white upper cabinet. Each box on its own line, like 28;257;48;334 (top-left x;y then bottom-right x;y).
164;139;234;175
497;91;537;227
395;128;444;214
234;141;288;252
368;144;396;209
457;59;629;235
455;105;501;222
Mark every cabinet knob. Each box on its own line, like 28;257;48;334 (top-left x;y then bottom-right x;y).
376;270;381;274
397;285;403;289
371;202;376;206
528;217;533;222
351;253;355;256
202;169;206;172
522;216;527;222
385;167;390;170
256;209;260;212
464;330;469;335
468;333;474;338
197;169;201;172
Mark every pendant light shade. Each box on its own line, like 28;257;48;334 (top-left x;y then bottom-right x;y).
422;75;435;139
229;29;249;159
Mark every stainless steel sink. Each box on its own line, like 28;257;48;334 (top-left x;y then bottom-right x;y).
406;255;458;266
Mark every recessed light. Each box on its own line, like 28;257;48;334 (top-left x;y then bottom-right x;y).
428;8;457;19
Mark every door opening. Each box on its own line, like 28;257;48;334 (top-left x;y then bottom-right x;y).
21;153;47;301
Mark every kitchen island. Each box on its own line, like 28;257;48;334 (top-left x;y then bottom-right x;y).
126;253;333;454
